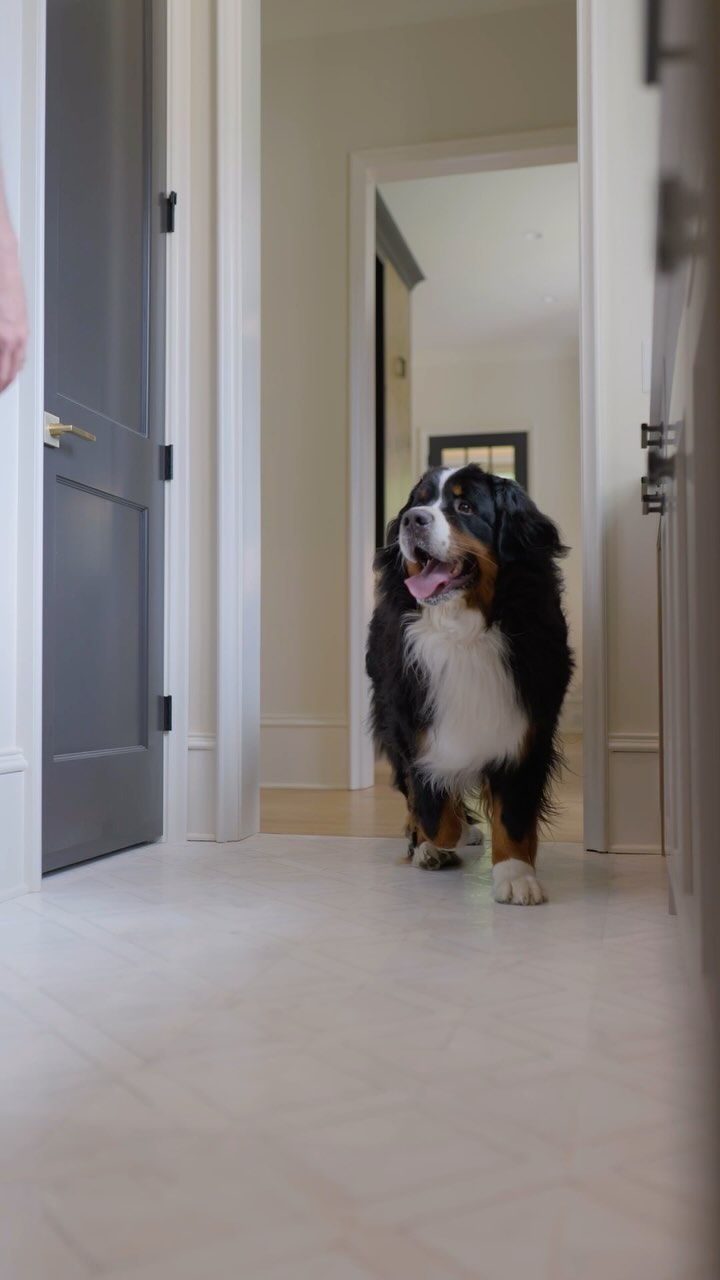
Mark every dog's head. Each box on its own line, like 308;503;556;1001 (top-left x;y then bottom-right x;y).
376;465;566;612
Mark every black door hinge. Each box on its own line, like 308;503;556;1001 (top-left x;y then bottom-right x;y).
164;191;177;233
162;696;173;732
162;444;173;480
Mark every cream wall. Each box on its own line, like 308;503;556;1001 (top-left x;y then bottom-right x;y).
412;350;583;730
261;2;578;786
590;0;661;850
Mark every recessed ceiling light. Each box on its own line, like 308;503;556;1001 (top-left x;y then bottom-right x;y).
525;230;543;241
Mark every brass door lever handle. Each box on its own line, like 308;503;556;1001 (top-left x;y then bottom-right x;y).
47;424;97;443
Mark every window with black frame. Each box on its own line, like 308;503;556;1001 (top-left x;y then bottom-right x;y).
428;432;528;491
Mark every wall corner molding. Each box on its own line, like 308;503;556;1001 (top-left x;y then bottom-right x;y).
215;0;261;841
0;751;29;777
375;192;424;290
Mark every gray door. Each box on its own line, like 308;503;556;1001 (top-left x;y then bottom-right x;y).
43;0;167;873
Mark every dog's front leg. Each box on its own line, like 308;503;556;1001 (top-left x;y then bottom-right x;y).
407;776;464;870
489;788;546;905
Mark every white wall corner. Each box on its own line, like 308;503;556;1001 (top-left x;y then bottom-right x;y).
608;734;661;853
577;0;609;854
188;734;217;841
215;0;261;841
0;0;45;897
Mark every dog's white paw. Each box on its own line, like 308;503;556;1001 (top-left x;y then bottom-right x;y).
493;858;547;905
462;822;484;848
412;842;462;870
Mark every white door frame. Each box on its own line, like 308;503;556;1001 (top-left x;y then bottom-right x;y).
215;0;261;842
1;0;261;890
349;123;609;852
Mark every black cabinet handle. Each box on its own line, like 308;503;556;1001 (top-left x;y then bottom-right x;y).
646;0;662;83
645;0;695;84
641;476;665;515
641;422;663;448
657;178;706;273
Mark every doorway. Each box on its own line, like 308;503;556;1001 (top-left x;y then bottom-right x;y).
42;0;168;872
262;142;586;846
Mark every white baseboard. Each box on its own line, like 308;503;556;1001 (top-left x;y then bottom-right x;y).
261;717;349;789
608;733;661;854
609;844;662;855
0;750;28;777
0;769;27;898
188;734;216;841
560;690;583;734
187;719;350;835
608;734;659;753
260;782;341;792
0;882;29;903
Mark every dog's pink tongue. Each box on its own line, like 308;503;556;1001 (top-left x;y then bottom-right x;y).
405;559;452;601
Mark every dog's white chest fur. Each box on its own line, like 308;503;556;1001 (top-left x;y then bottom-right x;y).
405;600;528;787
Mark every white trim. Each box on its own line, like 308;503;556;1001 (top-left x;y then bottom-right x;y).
215;0;261;842
260;783;343;792
577;0;609;852
261;715;348;730
0;884;30;904
608;735;660;753
609;844;662;855
0;752;29;777
348;128;586;796
187;733;216;841
349;153;377;791
353;130;579;181
163;0;192;845
14;0;46;892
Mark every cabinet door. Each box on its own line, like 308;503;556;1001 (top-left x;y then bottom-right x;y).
650;0;720;984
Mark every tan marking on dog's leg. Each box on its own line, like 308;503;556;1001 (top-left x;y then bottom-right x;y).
491;798;546;904
412;795;464;870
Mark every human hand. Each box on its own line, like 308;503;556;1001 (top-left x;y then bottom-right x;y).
0;231;29;392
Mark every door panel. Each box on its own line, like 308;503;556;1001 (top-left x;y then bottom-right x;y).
52;484;148;758
43;0;167;873
648;0;720;984
46;0;148;438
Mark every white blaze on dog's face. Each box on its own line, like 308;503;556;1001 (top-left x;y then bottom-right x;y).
398;468;456;566
398;466;497;610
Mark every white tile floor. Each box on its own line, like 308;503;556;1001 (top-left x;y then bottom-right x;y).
0;836;714;1279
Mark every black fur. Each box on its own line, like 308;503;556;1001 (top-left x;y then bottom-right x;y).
366;465;574;852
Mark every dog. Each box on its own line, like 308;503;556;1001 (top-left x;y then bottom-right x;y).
366;464;573;905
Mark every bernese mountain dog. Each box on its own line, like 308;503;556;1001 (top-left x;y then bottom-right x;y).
366;464;573;905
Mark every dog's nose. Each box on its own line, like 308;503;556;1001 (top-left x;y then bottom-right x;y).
402;507;434;530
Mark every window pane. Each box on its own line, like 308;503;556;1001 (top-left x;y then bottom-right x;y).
440;447;466;465
492;465;516;481
490;445;516;469
466;446;491;467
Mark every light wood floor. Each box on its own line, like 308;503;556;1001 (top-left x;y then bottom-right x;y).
261;734;584;844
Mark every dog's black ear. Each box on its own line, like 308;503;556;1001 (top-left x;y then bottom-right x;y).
497;483;568;563
372;515;403;576
385;515;401;547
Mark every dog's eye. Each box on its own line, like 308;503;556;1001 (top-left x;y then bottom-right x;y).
455;498;472;515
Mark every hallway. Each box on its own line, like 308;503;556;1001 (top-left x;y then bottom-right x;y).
261;736;584;844
0;835;709;1279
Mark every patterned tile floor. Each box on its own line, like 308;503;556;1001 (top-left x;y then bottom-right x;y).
0;837;714;1279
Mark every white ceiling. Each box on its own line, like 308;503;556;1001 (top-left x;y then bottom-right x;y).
262;0;571;43
380;163;579;358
